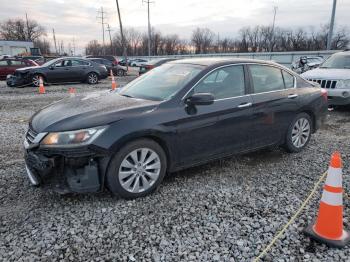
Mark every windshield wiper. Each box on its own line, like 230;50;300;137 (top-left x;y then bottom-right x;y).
120;93;134;98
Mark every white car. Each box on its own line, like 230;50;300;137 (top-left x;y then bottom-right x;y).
301;50;350;105
130;59;148;67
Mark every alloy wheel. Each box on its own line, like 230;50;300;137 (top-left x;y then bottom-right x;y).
88;73;98;84
118;148;161;193
32;75;40;86
291;117;311;148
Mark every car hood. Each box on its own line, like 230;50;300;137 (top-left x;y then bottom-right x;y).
16;65;41;73
31;91;160;133
301;68;350;80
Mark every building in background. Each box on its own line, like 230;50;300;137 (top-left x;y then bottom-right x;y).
0;40;34;56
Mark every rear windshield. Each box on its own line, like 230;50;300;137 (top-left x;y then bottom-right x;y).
119;63;203;101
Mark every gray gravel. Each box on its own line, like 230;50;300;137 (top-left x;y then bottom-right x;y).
0;78;350;261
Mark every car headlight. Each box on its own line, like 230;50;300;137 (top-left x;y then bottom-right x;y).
41;126;106;147
336;80;350;89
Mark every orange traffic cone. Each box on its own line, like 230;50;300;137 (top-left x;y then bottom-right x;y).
68;87;76;97
304;152;350;248
111;70;117;90
38;77;45;94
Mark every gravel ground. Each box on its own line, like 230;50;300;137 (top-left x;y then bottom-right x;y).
0;77;350;261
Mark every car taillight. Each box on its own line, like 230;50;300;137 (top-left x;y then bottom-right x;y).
321;88;328;101
145;65;154;69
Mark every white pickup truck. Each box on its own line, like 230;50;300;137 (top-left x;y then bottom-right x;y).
301;50;350;105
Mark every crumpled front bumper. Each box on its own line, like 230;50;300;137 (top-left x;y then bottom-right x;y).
6;74;31;87
24;139;108;194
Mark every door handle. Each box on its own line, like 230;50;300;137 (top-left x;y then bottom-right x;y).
237;102;252;108
288;94;298;99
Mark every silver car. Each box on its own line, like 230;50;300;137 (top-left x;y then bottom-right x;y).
301;50;350;105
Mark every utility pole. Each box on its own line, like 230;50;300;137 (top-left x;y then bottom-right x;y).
97;7;107;54
25;13;30;41
72;38;76;56
106;24;114;55
143;0;154;56
270;6;278;52
52;29;58;55
327;0;337;50
115;0;128;70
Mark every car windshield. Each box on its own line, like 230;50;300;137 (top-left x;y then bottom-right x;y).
320;54;350;69
119;63;203;101
41;58;61;67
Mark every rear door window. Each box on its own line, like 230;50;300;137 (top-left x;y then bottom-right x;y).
72;60;89;66
0;60;9;66
9;60;24;66
194;65;246;99
249;65;285;93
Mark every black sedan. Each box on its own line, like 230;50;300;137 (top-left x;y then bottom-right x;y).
24;58;327;198
139;58;177;75
87;58;127;76
7;57;108;87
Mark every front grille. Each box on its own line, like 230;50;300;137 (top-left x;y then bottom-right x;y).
307;79;337;89
26;128;38;144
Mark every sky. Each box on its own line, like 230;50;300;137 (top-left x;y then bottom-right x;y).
0;0;349;54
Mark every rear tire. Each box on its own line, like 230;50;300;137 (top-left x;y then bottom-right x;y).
106;139;167;199
284;113;312;153
87;72;99;84
116;69;124;77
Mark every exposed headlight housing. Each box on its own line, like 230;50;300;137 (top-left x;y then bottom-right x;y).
336;80;350;89
41;126;106;147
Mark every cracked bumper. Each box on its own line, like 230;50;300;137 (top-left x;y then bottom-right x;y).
24;145;104;194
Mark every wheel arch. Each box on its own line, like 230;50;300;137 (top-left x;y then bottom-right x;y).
32;72;47;82
299;109;316;133
87;70;100;78
101;133;173;189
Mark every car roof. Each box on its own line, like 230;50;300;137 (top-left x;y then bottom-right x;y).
169;57;281;67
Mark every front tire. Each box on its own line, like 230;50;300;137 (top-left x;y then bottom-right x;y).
87;72;99;84
116;69;124;77
32;74;43;87
106;139;167;199
284;113;312;153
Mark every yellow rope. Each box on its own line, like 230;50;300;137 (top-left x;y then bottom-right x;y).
254;171;328;262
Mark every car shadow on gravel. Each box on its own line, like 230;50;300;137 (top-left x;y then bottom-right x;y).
164;147;285;183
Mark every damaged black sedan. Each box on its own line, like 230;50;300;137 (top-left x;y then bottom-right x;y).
24;58;328;199
7;57;108;87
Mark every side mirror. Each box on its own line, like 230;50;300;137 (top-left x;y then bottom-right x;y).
49;65;54;70
185;93;214;106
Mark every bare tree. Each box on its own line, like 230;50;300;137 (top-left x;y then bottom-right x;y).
33;38;51;55
191;28;215;54
0;18;45;41
85;40;103;56
331;27;349;49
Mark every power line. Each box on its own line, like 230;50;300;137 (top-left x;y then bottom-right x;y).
72;38;76;56
327;0;337;50
25;13;30;41
270;6;278;52
97;6;107;54
115;0;128;70
142;0;154;56
106;24;114;54
52;28;58;54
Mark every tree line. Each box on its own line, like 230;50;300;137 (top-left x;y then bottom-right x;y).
1;18;348;57
87;24;349;56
